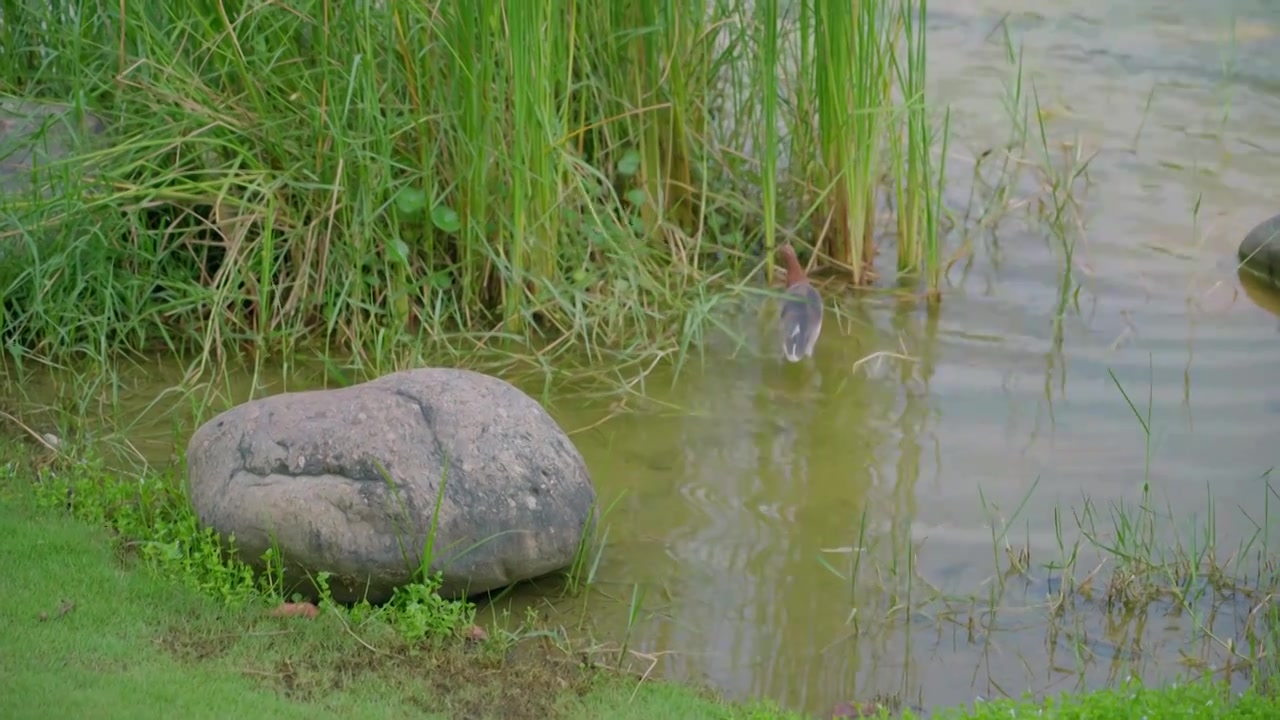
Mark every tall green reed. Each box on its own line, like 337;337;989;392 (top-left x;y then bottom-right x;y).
757;0;780;265
777;0;947;291
0;0;955;376
889;0;948;299
812;0;889;282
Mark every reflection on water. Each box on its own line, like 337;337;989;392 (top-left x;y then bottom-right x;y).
6;0;1280;717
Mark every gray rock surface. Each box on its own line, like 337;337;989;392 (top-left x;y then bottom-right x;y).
186;368;598;604
1239;213;1280;287
0;98;106;262
0;97;105;198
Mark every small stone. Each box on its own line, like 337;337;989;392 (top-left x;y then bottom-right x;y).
269;601;319;619
830;702;880;718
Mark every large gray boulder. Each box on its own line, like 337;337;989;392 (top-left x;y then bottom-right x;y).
0;98;107;261
185;368;598;604
1239;213;1280;287
0;97;105;197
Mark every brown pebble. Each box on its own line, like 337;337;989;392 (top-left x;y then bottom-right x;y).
269;601;319;619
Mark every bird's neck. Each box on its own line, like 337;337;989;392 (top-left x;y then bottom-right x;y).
784;258;806;286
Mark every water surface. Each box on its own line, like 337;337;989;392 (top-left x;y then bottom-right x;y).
546;2;1280;713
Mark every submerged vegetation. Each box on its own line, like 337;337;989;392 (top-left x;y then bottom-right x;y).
818;379;1280;714
0;0;948;372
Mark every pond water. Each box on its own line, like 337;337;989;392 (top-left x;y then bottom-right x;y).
10;1;1280;717
542;2;1280;714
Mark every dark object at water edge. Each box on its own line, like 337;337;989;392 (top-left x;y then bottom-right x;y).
1238;213;1280;288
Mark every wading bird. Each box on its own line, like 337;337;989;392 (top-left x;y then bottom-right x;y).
777;243;823;362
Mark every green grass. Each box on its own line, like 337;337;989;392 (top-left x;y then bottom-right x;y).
0;0;954;378
922;680;1278;720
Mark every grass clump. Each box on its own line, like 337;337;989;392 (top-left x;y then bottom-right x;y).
0;0;954;377
915;677;1279;720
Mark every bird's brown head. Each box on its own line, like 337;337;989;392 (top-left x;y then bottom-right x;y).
777;243;806;286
